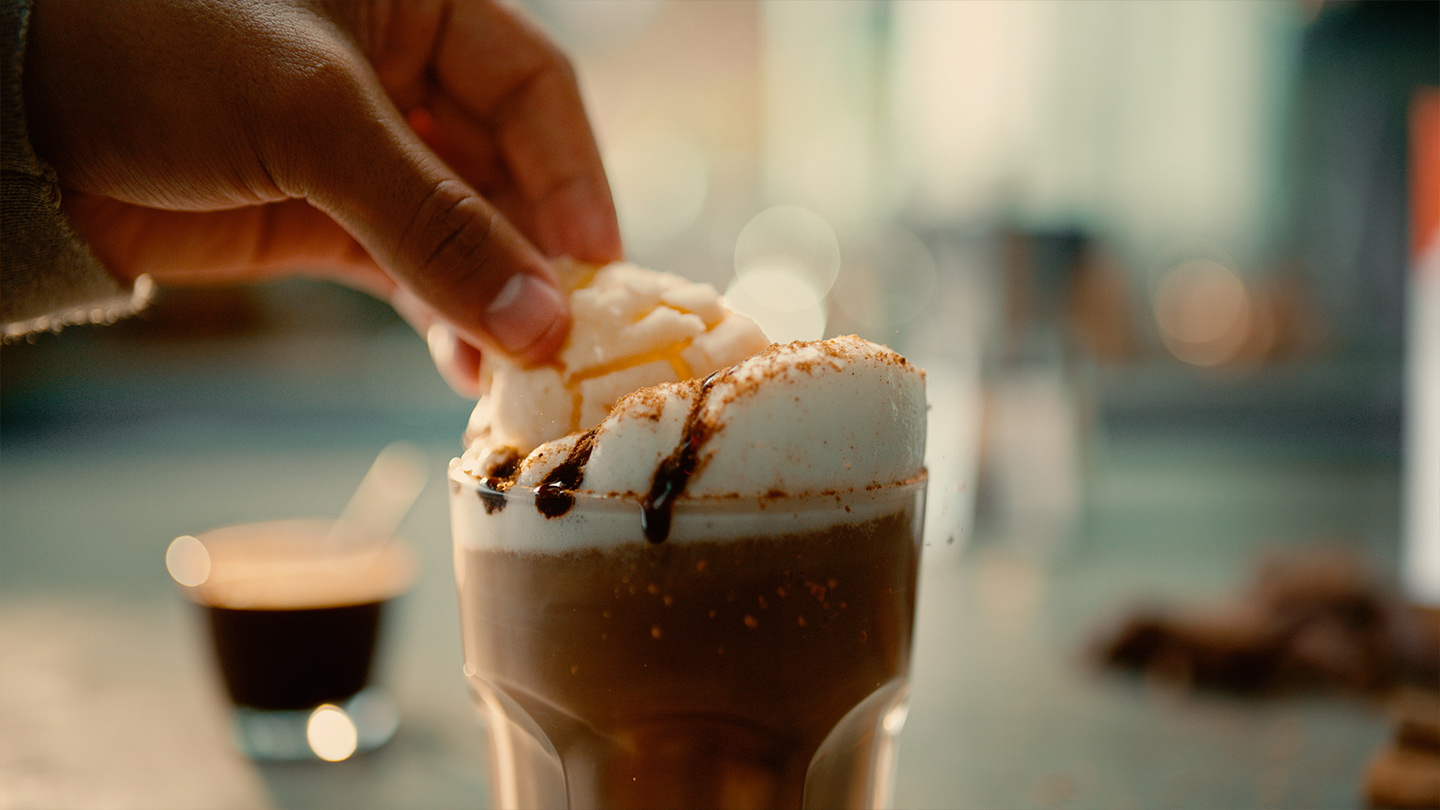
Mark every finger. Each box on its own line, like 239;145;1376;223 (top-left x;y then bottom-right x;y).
429;0;622;263
405;105;509;211
66;191;491;390
346;275;488;397
62;194;377;285
389;286;485;398
428;321;486;398
274;65;569;366
421;97;534;243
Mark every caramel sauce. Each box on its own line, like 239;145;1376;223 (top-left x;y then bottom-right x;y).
560;340;696;434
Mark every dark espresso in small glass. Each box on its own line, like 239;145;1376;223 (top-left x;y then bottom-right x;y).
170;520;414;760
205;600;384;710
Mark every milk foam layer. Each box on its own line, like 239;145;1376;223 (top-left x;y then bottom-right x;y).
449;478;926;552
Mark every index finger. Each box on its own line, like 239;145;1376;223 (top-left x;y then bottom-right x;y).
431;0;622;264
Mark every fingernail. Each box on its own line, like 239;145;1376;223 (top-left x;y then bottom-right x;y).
484;274;565;356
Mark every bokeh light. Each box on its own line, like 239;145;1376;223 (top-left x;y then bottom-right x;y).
607;127;710;250
734;205;841;295
832;223;938;336
883;699;910;735
1154;259;1254;367
164;535;210;588
307;704;359;762
724;261;826;344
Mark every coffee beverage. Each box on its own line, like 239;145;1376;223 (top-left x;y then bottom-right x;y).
204;601;385;710
453;316;929;807
452;482;924;809
171;520;414;760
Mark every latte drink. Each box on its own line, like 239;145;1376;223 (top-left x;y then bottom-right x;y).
451;266;929;810
450;478;925;809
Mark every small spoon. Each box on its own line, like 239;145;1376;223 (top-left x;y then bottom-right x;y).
326;442;429;547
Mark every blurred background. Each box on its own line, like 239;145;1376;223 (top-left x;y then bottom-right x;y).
2;2;1437;809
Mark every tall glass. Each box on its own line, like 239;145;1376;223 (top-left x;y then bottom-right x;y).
449;470;926;809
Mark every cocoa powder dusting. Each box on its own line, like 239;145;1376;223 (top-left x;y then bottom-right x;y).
508;336;917;534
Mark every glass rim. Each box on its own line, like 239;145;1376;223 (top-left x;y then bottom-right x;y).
449;467;927;513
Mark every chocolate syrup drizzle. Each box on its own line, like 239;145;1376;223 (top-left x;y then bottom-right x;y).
640;370;724;544
478;370;728;543
475;449;522;514
534;430;598;518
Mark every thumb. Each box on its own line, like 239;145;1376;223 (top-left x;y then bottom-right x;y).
285;90;568;366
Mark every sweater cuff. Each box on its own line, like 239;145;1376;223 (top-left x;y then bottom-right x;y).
2;0;152;339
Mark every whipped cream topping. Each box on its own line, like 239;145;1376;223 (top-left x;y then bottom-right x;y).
453;261;927;546
458;335;927;501
466;260;770;455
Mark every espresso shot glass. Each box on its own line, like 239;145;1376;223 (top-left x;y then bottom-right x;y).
167;519;416;762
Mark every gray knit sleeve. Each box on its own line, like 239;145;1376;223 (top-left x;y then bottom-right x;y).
2;0;151;339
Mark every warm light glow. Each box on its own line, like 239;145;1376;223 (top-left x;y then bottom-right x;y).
607;128;710;249
307;705;359;762
1154;259;1253;367
1405;241;1440;605
734;206;841;297
165;535;210;588
724;262;826;344
832;223;938;333
345;688;400;750
882;698;910;735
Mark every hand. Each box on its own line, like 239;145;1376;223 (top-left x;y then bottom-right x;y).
22;0;622;388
